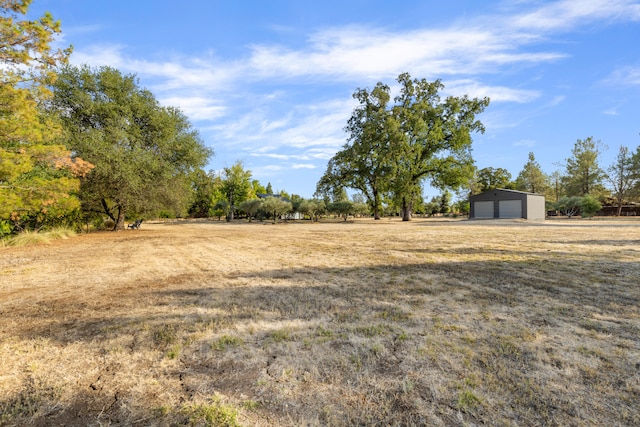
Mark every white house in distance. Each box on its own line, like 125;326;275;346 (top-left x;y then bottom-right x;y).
469;189;546;220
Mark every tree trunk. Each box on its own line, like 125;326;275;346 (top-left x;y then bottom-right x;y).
115;206;126;231
401;196;412;221
373;189;381;220
616;196;623;217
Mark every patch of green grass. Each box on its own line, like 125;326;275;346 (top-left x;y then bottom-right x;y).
456;389;482;410
166;344;181;359
269;329;291;342
212;335;243;351
152;324;177;348
376;307;411;322
241;399;260;411
354;323;391;337
183;396;240;427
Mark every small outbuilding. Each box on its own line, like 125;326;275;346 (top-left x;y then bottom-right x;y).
469;189;545;220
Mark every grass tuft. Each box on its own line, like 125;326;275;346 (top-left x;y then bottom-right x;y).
3;227;76;247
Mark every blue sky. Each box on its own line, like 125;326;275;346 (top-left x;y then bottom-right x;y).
29;0;640;198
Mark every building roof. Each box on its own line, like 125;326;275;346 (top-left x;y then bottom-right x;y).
473;188;544;196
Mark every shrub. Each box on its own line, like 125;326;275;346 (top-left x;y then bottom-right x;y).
580;195;602;218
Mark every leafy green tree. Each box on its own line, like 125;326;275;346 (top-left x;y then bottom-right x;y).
239;198;262;222
298;198;325;222
563;137;606;196
555;196;582;218
606;145;640;216
221;161;251;222
425;196;440;216
261;196;292;224
51;65;211;230
317;83;397;219
189;170;219;218
549;170;565;204
328;200;354;221
317;73;489;222
390;73;489;221
633;146;640;199
454;199;470;215
265;182;273;194
439;191;452;215
212;199;228;221
249;179;266;198
515;152;548;194
580;195;601;218
477;167;514;191
0;0;88;231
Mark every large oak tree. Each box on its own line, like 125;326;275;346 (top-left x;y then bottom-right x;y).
318;73;489;221
51;65;212;230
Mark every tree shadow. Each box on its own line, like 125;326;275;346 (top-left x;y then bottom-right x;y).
2;253;639;425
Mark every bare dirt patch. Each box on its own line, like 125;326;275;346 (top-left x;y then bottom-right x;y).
1;218;639;426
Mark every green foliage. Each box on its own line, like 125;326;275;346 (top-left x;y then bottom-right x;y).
0;1;88;230
477;167;514;191
189;170;221;218
221;161;252;221
606;145;640;215
51;65;212;230
317;73;488;221
0;220;13;237
555;196;582;218
238;198;262;222
328;200;354;221
563;137;606;197
298;198;325;221
183;396;240;427
515;152;549;194
454;199;470;215
580;195;602;218
212;335;243;351
439;191;451;215
261;196;292;223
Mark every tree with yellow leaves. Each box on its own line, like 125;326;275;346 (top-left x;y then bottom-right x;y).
0;0;90;233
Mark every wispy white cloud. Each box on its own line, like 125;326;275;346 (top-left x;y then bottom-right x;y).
446;79;540;103
605;66;640;86
159;96;226;121
505;0;640;32
69;44;126;68
292;163;316;169
547;95;565;107
513;139;536;147
63;0;640;192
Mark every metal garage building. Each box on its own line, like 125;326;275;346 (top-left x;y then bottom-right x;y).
469;189;546;220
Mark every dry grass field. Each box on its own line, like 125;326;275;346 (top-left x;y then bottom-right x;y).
1;218;639;426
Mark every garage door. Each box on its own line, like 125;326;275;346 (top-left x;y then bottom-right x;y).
474;201;494;218
499;200;522;218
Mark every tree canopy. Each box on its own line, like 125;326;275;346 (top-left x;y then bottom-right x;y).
51;65;212;229
317;73;489;221
476;167;514;191
515;152;548;194
221;161;252;221
563;137;606;197
606;145;640;216
0;0;87;231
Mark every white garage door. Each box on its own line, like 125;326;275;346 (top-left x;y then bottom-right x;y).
499;200;522;218
474;201;494;218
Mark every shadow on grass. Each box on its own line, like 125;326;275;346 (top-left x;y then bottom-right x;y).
2;254;639;426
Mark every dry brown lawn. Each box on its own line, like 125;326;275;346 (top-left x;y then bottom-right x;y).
1;218;639;426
